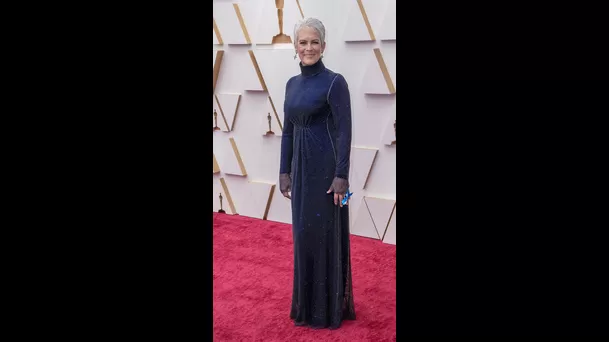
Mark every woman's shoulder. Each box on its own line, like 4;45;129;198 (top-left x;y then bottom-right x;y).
286;74;300;87
324;67;347;83
326;70;348;89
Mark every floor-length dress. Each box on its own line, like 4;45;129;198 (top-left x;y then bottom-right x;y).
279;59;356;329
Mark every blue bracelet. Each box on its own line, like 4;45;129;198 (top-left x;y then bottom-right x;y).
341;189;353;206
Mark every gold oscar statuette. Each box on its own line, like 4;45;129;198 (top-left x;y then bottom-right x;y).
266;112;275;135
272;0;292;44
213;109;221;131
391;120;396;145
218;193;226;213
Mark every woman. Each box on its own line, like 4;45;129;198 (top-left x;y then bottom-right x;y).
279;17;356;330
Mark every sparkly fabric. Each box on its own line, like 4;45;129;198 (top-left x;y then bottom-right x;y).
279;59;356;329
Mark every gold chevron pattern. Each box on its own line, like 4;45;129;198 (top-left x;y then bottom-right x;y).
356;0;376;41
248;50;268;91
213;154;221;174
213;18;223;44
229;137;247;176
213;50;224;93
233;4;252;44
373;48;396;94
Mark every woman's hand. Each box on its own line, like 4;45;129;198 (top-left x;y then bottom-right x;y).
326;177;349;207
279;173;292;199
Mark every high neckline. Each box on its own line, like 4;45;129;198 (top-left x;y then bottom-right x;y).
300;59;325;77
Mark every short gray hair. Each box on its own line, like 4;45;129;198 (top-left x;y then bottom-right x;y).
293;17;326;46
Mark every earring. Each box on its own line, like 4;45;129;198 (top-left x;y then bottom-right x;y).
294;54;297;60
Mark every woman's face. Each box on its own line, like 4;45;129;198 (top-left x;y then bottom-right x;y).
296;26;325;66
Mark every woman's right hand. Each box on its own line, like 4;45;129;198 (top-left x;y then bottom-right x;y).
279;173;292;199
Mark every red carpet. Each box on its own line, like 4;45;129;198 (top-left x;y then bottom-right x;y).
213;212;396;341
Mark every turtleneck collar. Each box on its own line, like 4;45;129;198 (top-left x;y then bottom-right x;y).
299;59;325;77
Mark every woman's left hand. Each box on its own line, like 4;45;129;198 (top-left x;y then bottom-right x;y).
326;177;349;207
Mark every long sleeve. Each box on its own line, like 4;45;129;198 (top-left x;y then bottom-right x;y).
279;78;294;174
328;74;352;179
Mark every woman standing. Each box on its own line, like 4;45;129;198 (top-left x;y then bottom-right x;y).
279;17;356;330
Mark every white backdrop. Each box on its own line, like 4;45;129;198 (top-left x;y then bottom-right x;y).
213;0;396;244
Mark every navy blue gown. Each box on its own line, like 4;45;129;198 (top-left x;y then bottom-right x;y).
279;59;356;329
